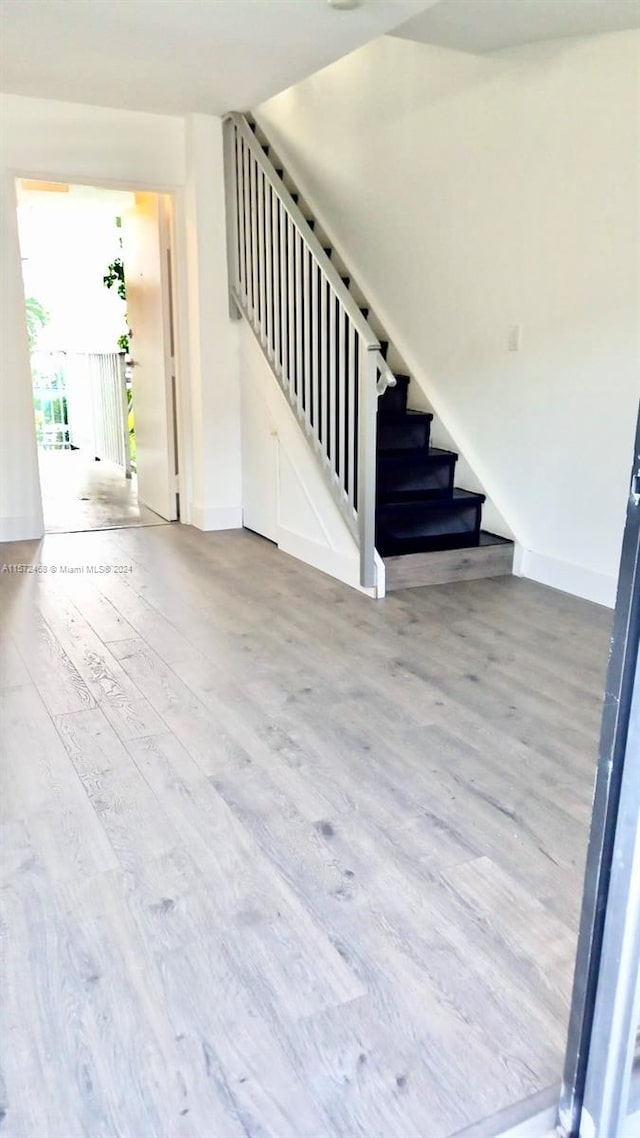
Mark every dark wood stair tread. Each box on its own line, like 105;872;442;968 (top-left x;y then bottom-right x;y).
378;408;432;422
377;489;485;514
378;446;456;464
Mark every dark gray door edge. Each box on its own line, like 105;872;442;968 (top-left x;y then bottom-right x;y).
558;404;640;1136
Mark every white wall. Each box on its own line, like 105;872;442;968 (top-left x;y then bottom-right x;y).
182;114;241;532
257;31;640;607
240;322;383;597
0;93;242;540
0;173;43;539
0;91;186;184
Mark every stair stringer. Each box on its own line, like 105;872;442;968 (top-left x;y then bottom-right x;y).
252;111;515;546
240;321;386;598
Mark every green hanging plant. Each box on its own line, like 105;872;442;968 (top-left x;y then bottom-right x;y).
103;256;127;301
103;216;131;353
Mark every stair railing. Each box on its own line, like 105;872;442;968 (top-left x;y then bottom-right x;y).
223;111;394;589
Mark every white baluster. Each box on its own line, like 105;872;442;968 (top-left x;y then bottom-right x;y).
347;321;357;509
272;189;281;372
319;275;328;452
264;181;273;358
311;260;319;435
328;286;337;474
242;140;253;316
249;152;259;328
287;215;296;400
303;246;311;427
295;227;303;416
358;342;378;587
338;304;347;491
257;167;266;342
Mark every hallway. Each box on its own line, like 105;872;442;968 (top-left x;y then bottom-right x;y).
38;449;167;533
0;525;611;1138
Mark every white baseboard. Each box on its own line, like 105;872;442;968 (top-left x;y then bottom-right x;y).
190;504;243;532
278;527;381;597
515;545;616;608
0;515;44;544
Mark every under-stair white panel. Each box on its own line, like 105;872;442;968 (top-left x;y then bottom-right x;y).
241;357;279;543
240;323;384;597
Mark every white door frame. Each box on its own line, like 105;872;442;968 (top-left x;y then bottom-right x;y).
12;169;193;528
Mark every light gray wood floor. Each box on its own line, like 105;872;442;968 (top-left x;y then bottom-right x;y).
0;525;612;1138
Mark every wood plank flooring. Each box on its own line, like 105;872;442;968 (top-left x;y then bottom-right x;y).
0;525;612;1138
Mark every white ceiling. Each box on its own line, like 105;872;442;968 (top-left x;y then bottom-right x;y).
392;0;640;54
0;0;436;116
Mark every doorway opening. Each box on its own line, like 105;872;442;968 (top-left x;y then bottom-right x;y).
17;179;179;534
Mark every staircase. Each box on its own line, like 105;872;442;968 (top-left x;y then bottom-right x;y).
224;113;513;593
375;373;512;588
